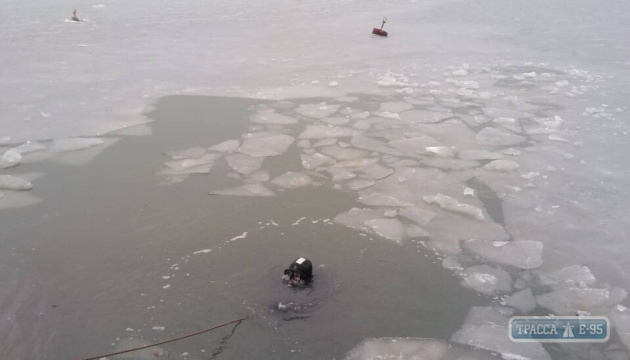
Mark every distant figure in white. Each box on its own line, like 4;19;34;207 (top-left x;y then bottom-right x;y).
71;9;82;22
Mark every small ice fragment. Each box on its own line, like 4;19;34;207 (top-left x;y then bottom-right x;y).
163;284;171;289
1;149;22;168
0;175;33;191
152;326;165;331
208;139;240;153
328;81;338;87
458;150;503;160
210;184;275;197
406;224;430;237
320;145;368;160
12;141;47;154
312;138;338;147
301;153;333;170
424;193;485;220
295;103;340;119
501;148;521;156
452;69;468;77
228;232;248;242
460;265;511;294
483;159;520;171
463;187;475;196
424;146;455;158
271;172;313;189
548;134;569;142
193;249;212;254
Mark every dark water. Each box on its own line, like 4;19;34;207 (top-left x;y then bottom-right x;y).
0;95;487;360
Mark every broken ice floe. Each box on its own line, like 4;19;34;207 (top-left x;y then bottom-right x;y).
344;338;447;360
298;125;357;139
295;103;340;119
459;265;511;295
271;172;313;189
505;288;538;313
475;127;525;146
364;218;406;243
208;139;240;153
225;153;264;175
464;239;543;269
536;286;627;315
250;113;298;125
0;149;22;168
0;175;34;191
238;134;294;157
424;193;485;221
210;184;275;197
536;265;597;287
451;306;551;360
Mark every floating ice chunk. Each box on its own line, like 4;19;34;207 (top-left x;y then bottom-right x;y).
238;134;294;157
50;137;104;152
506;288;537;313
442;257;463;270
536;287;614;315
320;145;368;160
351;135;400;156
271;172;313;189
424;193;485;220
301;153;333;170
228;232;248;242
159;163;213;176
464;239;543;269
463;187;475;196
389;135;442;155
501;148;521;156
398;207;436;226
400;110;451;124
0;175;33;191
210;184;275;197
347;179;375;191
225;154;264;175
548;134;569;142
11;141;47;155
297;139;311;148
244;170;270;184
407;224;430;237
325;166;357;181
424;146;455;158
358;192;413;207
168;146;207;159
452;69;468;77
376;71;411;87
476;128;525;146
1;149;22;168
451;307;551;360
152;326;166;331
164;153;220;171
537;265;597;287
483;159;520;171
295;103;340;119
334;208;386;231
322;117;350;126
358;164;394;180
460;265;511;294
299;125;356;139
374;111;401;120
379;102;414;113
193;249;212;254
493;117;522;133
364;218;406;243
344;338;447;360
423;157;477;171
208;139;240;153
251;113;297;125
312;138;338;147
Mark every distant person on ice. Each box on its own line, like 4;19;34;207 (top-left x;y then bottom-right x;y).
71;9;81;22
